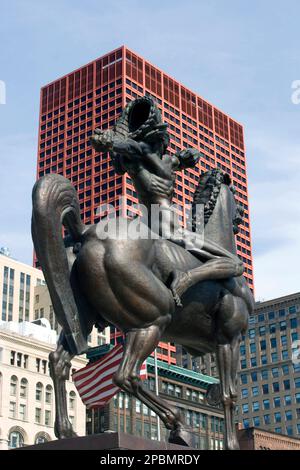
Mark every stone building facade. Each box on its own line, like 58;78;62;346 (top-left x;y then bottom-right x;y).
237;292;300;437
0;321;87;449
237;426;300;450
177;292;300;438
33;284;110;348
0;252;45;324
86;345;224;450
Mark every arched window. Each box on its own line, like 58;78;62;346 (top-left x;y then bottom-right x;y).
69;391;76;410
45;384;52;404
36;382;43;401
8;429;24;449
20;378;28;398
35;432;51;445
10;376;18;396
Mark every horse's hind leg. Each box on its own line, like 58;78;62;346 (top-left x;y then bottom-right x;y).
216;297;247;450
216;339;240;450
113;324;192;446
49;333;76;439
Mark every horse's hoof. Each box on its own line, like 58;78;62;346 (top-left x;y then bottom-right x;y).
58;430;78;439
168;428;192;447
206;383;221;406
226;441;240;450
54;423;77;439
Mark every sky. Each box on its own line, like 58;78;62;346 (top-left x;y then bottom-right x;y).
0;0;299;301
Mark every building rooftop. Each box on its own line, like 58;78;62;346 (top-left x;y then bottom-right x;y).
87;344;219;389
146;356;218;388
0;319;57;345
254;291;300;310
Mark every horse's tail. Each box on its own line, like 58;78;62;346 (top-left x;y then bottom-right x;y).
32;174;87;354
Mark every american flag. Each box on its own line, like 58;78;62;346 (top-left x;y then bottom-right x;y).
72;343;147;409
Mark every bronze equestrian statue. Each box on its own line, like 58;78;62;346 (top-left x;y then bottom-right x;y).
32;96;254;450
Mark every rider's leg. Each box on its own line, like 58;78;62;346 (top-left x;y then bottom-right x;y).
156;206;243;303
171;257;244;305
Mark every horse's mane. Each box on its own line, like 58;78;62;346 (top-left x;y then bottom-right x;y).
192;168;244;234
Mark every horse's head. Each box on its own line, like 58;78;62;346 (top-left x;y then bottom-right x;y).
192;169;244;253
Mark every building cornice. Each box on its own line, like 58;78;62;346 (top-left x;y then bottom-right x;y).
255;292;300;311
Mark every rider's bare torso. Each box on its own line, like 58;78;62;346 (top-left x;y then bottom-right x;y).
115;140;178;208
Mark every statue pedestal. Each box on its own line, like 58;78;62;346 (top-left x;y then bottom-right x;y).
17;431;190;450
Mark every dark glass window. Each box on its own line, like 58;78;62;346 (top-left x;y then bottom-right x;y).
263;399;270;410
290;318;298;329
264;414;270;425
260;340;266;351
283;379;291;390
280;321;287;331
261;370;268;380
240;374;248;385
274;412;281;423
274;397;281;407
262;384;269;394
251;372;258;382
253;416;260;427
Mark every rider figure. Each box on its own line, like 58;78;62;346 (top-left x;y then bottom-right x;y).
91;103;243;305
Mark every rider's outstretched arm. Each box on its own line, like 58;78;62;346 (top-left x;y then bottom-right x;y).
91;129;169;177
175;148;202;170
91;129;144;156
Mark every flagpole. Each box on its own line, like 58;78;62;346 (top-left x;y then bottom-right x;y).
154;348;161;441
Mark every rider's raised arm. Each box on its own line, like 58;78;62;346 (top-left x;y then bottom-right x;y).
91;128;169;177
91;129;144;156
111;136;144;156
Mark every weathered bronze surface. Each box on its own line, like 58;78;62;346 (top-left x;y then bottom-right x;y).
32;96;254;449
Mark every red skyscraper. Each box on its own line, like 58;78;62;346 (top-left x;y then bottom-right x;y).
37;46;254;364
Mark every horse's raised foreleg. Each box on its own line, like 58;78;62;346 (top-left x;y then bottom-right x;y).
113;324;191;446
49;334;76;439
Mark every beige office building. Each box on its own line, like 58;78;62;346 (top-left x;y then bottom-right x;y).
33;284;110;348
236;292;300;437
0;252;110;449
177;292;300;438
0;320;87;449
0;252;45;323
0;251;110;347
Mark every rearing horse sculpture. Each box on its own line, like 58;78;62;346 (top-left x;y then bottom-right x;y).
32;97;254;450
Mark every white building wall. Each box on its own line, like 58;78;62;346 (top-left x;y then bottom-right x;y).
0;253;45;324
0;325;87;449
34;284;111;348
